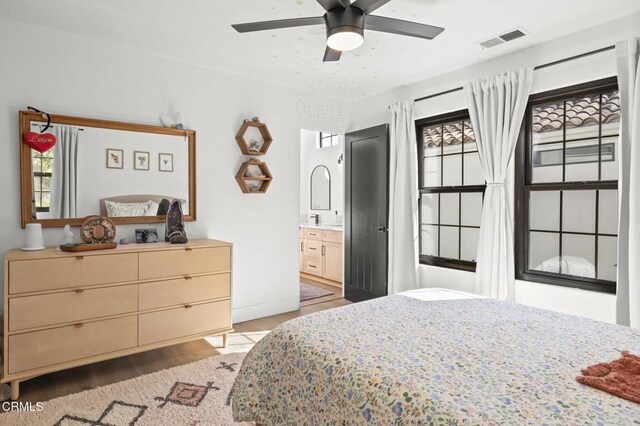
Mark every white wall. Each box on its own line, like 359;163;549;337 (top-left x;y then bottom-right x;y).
0;19;349;321
299;129;344;225
350;12;640;323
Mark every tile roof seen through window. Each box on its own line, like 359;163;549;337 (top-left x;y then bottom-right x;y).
532;91;620;133
422;91;620;149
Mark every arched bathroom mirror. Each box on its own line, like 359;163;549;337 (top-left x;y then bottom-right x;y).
310;165;331;210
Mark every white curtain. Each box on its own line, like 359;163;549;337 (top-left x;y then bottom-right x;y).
464;68;533;301
50;125;79;219
388;101;419;294
616;38;640;328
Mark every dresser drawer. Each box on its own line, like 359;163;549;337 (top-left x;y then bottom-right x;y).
139;300;231;346
304;239;322;257
139;247;230;280
323;230;342;243
304;257;322;276
9;253;138;294
9;284;138;331
304;228;323;240
8;316;137;374
139;274;230;311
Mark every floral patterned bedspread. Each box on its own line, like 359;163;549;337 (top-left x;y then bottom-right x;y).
232;296;640;425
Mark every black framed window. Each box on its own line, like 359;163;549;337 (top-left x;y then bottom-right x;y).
515;77;620;294
32;149;53;213
318;132;339;148
416;110;485;272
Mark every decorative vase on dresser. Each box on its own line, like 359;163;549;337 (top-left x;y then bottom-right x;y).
2;239;232;400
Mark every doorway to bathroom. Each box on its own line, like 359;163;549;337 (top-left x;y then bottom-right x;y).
299;129;344;305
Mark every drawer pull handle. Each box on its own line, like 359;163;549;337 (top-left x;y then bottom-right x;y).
309;247;316;251
185;247;193;252
184;275;193;280
322;245;325;256
185;304;193;309
75;323;83;328
75;256;84;260
74;289;85;294
309;265;316;269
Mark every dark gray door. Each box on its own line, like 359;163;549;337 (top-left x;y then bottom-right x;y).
345;124;389;302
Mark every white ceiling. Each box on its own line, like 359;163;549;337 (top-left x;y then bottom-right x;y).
3;0;640;101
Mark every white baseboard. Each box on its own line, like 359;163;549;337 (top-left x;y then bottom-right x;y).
232;297;299;324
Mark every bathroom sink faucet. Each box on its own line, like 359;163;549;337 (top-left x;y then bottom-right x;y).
309;214;319;225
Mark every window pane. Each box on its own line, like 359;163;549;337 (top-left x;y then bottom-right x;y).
531;142;563;183
41;192;51;208
41;176;51;191
460;192;482;227
442;154;462;186
598;190;618;235
600;137;619;181
529;191;560;231
462;120;477;152
440;226;459;259
424;157;441;187
463;152;484;185
565;93;600;141
421;193;438;225
601;91;621;137
421;225;438;256
460;227;479;262
529;231;559;271
561;234;596;278
562;190;596;233
440;193;459;226
564;139;599;182
34;176;42;192
532;102;563;145
423;126;442;157
442;122;463;155
597;236;617;281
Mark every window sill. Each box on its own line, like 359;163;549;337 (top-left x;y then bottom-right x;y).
419;256;477;273
517;271;616;294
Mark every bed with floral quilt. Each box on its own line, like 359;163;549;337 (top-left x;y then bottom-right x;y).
232;289;640;424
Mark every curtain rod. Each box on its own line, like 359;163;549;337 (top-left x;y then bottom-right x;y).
410;44;616;104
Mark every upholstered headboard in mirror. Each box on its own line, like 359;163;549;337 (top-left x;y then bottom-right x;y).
20;111;196;228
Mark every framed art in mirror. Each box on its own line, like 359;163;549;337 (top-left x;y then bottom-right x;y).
19;111;196;228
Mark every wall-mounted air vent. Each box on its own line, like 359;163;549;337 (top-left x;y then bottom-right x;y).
478;27;528;49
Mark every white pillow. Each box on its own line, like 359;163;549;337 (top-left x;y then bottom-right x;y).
105;200;153;217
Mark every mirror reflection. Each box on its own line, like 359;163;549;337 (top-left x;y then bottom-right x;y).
30;121;190;220
310;165;331;210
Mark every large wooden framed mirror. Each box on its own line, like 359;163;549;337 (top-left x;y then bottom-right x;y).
20;111;196;228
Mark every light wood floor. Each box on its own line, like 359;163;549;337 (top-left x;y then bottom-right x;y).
8;296;351;404
300;277;343;307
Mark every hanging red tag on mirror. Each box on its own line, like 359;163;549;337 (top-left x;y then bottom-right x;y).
24;131;56;153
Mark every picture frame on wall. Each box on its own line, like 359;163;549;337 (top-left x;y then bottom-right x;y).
159;153;174;172
106;148;124;169
134;151;150;171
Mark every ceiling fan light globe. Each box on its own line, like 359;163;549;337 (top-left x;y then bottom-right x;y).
327;28;364;52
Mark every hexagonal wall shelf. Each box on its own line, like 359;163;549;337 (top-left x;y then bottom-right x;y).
235;159;273;194
236;120;272;156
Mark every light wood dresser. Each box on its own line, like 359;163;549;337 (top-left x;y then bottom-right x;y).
2;239;232;400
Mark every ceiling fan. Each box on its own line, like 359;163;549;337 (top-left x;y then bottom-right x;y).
231;0;444;62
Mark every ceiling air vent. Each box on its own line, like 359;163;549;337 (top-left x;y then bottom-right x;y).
499;29;526;42
478;28;528;49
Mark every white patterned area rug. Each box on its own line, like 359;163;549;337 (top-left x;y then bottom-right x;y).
1;352;247;425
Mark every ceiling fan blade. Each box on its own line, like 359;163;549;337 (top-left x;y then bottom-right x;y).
232;16;324;33
351;0;390;14
323;46;342;62
365;15;444;40
316;0;350;11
